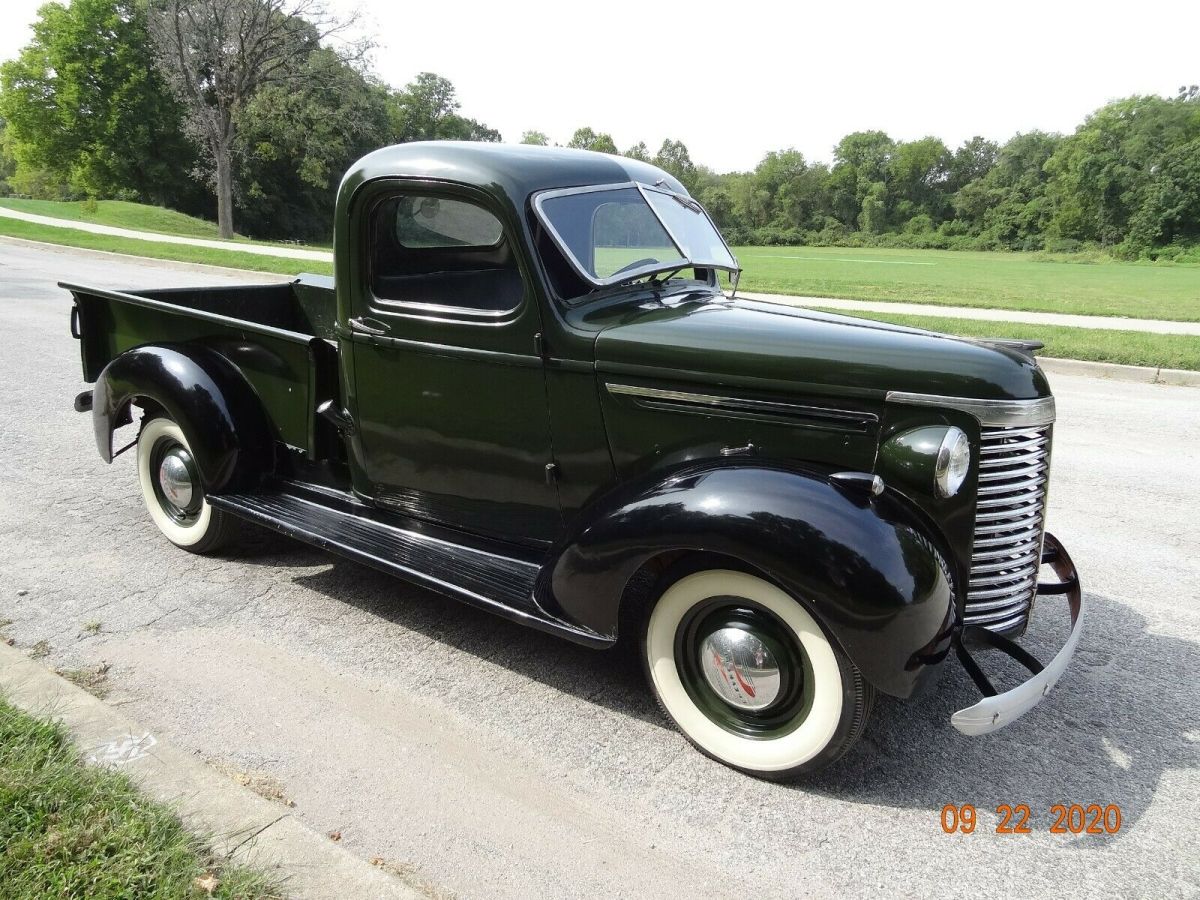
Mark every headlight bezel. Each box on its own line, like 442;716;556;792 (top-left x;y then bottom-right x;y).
934;426;971;498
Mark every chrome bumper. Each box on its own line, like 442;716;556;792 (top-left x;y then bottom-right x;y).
951;533;1083;736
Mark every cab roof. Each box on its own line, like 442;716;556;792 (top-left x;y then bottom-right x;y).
337;141;688;213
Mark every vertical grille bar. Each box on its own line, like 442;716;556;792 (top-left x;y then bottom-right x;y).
966;425;1052;632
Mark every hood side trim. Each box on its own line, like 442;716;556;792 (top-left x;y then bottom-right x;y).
886;392;1056;428
607;383;878;433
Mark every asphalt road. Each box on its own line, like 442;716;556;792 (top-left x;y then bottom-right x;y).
2;239;1198;899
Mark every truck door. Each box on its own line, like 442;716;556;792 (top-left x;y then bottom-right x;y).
343;187;561;545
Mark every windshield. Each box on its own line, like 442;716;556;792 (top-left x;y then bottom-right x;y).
534;183;739;289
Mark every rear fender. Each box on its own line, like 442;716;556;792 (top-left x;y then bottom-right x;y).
547;463;955;698
92;344;273;493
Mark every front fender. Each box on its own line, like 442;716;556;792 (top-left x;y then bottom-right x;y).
548;463;955;698
92;344;273;493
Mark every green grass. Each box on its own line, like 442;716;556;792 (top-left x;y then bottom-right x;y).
0;216;331;278
0;197;331;250
735;245;1200;322
810;307;1200;371
0;696;280;899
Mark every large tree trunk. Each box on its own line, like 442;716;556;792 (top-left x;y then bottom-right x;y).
214;138;235;239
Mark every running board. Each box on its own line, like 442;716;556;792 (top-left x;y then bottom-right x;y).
209;485;608;647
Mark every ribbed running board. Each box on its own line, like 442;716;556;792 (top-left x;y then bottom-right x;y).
209;486;607;647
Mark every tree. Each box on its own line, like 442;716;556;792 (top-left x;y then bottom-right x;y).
887;137;951;224
567;127;617;153
948;136;999;191
0;119;16;196
623;141;650;161
653;138;697;190
388;73;500;143
236;48;390;240
520;130;549;145
0;0;194;203
829;130;895;228
1044;95;1200;246
953;131;1060;247
148;0;365;238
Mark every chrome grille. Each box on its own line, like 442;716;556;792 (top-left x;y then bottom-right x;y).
966;425;1052;632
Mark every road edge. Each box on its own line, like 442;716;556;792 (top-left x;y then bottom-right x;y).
0;234;297;281
0;640;421;900
1038;355;1200;388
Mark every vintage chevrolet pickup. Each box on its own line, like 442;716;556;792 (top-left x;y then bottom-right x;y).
65;142;1082;778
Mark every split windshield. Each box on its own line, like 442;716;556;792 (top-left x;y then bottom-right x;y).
534;183;739;288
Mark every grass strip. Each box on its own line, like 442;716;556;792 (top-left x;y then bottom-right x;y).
0;198;330;250
0;217;331;278
734;245;1200;322
0;696;280;899
813;308;1200;371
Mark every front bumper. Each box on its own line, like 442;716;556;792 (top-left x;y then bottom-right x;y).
950;533;1083;736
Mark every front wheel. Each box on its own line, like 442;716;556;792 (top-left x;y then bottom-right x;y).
642;569;873;779
136;417;233;554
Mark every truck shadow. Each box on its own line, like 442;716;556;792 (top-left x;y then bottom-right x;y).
281;547;1193;842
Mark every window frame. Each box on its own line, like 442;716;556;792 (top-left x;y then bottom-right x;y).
392;195;506;251
531;181;739;289
365;188;527;322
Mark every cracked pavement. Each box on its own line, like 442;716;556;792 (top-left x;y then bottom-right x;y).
2;239;1198;898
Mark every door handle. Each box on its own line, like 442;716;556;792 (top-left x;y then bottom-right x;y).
348;316;390;336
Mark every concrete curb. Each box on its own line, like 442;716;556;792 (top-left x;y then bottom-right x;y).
0;641;420;900
0;235;297;282
1037;356;1200;388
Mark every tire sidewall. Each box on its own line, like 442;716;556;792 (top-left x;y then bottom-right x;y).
136;418;213;548
643;569;849;776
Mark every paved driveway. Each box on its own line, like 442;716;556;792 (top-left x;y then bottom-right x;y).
2;240;1197;898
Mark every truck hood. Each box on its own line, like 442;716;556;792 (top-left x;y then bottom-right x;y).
591;296;1050;402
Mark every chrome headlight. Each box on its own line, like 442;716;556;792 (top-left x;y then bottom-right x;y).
935;427;971;498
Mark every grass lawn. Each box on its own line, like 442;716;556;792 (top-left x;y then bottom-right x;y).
735;245;1200;322
0;216;331;278
809;307;1200;371
0;198;331;250
0;696;279;899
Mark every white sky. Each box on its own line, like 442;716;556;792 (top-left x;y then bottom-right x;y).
2;0;1197;172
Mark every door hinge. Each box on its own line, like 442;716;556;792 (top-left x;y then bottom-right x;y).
544;461;559;485
534;332;548;359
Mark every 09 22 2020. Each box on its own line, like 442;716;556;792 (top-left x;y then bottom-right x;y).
940;803;1122;834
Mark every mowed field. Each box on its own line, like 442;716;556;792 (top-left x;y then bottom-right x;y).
734;246;1200;322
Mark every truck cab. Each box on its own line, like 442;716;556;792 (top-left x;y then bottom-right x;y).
66;142;1083;779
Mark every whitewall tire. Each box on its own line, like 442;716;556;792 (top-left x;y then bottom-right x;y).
136;417;232;554
643;569;873;779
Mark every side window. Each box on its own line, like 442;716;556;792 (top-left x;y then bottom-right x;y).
370;194;523;315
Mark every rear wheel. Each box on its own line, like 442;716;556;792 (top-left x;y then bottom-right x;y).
136;417;233;554
642;568;873;779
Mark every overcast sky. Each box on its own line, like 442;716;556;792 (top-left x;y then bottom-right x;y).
2;0;1196;172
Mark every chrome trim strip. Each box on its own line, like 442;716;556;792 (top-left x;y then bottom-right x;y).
886;391;1056;427
604;383;878;430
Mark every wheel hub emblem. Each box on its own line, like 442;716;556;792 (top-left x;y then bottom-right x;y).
698;627;782;711
157;451;194;510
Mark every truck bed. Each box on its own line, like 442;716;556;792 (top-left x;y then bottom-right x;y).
64;274;339;455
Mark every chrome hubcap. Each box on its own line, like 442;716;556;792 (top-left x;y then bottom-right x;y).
157;450;195;511
698;627;782;711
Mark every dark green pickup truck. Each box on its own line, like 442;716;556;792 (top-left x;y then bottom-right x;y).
66;142;1082;779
